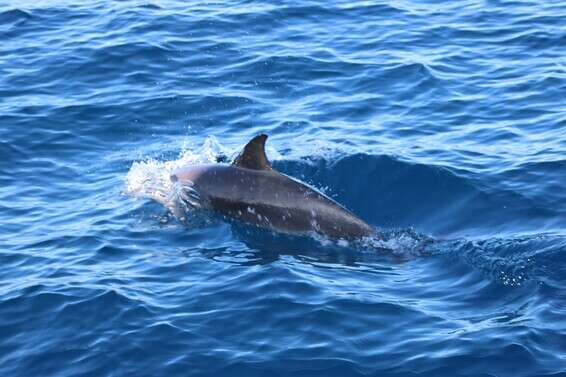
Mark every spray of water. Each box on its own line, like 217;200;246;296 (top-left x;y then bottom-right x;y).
124;136;226;218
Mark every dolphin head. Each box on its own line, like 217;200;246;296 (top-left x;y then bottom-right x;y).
170;165;207;184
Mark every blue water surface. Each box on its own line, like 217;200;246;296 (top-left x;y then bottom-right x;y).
1;0;565;376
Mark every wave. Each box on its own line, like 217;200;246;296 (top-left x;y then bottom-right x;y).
0;8;32;24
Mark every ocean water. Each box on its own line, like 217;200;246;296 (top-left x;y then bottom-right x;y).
1;0;565;376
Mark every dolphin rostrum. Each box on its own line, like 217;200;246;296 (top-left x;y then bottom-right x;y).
170;134;377;240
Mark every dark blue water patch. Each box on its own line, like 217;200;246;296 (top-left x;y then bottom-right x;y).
0;8;32;29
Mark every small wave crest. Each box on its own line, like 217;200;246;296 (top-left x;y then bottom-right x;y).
367;228;435;256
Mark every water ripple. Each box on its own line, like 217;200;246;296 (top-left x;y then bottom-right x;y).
1;0;565;376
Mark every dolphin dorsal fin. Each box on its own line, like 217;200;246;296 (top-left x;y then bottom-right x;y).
232;134;272;170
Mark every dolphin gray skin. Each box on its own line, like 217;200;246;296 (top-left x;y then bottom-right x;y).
170;134;377;240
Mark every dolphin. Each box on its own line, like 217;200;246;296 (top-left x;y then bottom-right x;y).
170;134;377;240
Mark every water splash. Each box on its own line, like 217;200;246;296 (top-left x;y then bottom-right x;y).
124;136;226;218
